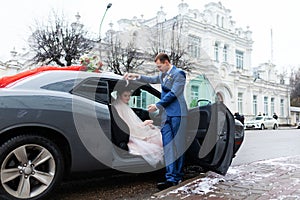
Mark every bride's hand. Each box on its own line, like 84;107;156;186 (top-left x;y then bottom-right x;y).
143;120;153;126
148;124;155;129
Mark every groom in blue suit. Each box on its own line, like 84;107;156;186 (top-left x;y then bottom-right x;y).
124;53;188;190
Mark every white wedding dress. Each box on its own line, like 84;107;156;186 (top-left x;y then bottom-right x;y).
112;99;164;167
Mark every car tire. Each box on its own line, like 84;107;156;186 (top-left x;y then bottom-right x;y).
0;134;64;200
260;124;265;130
273;124;278;130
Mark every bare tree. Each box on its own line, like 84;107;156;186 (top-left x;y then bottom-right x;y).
28;12;95;67
150;17;194;72
121;42;144;73
106;36;123;75
105;31;145;75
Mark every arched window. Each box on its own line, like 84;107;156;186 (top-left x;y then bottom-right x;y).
214;42;219;62
235;50;244;69
223;45;228;62
188;35;201;58
133;31;138;37
132;31;138;44
194;13;197;19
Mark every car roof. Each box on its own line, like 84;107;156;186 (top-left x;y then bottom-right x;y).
6;70;123;90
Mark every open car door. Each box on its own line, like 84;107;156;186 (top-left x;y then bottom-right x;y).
185;75;235;175
186;102;235;175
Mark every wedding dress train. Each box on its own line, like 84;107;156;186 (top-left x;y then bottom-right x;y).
112;99;164;167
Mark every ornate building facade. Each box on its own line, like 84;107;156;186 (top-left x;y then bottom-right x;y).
111;1;291;124
0;1;292;124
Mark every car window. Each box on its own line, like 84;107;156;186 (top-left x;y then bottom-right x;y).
41;79;81;92
255;116;263;120
186;74;216;108
129;89;160;109
72;78;109;104
111;88;160;110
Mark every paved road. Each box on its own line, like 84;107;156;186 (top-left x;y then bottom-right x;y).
51;128;300;200
154;128;300;199
155;155;300;199
232;127;300;166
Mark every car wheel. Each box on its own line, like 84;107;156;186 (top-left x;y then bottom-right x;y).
273;124;278;130
0;134;64;200
260;124;265;130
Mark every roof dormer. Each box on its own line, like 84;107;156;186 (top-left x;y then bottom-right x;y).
178;0;189;16
157;6;166;23
204;1;232;29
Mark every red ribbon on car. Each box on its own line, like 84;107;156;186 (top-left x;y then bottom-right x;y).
0;65;86;88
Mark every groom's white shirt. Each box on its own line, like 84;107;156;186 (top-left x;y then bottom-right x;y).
163;66;173;82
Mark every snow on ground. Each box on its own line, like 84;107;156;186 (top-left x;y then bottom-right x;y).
164;155;300;198
169;173;224;195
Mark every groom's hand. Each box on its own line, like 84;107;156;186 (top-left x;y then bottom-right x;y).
148;104;157;113
124;73;140;80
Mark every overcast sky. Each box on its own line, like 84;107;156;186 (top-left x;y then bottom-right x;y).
1;0;299;72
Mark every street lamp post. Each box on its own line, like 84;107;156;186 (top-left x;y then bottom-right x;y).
99;3;112;59
99;3;112;42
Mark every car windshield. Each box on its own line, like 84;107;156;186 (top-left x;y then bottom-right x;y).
254;116;263;120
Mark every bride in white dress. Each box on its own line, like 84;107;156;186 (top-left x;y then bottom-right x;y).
112;89;164;167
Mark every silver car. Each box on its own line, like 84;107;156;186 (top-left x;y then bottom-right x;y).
0;69;243;200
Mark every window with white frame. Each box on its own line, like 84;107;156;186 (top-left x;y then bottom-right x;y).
141;91;147;109
216;14;219;26
236;50;244;69
223;45;228;62
238;92;243;114
271;97;275;115
135;96;141;108
264;96;268;115
130;91;146;109
253;95;257;116
280;99;284;116
191;85;199;100
128;89;160;110
214;42;219;62
188;35;201;58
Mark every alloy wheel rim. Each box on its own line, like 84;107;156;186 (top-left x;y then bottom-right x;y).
1;144;56;199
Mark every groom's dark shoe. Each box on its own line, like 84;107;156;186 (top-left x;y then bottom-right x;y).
157;181;178;191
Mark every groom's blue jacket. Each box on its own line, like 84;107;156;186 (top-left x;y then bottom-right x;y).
139;66;188;117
